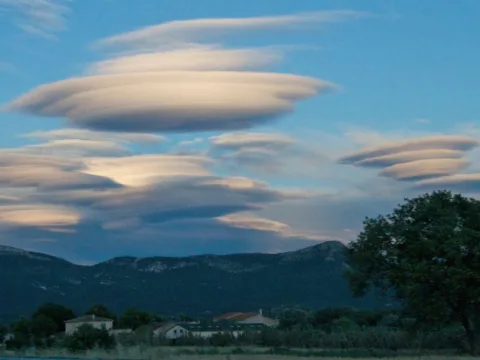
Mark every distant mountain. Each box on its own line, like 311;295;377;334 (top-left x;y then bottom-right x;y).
0;241;388;324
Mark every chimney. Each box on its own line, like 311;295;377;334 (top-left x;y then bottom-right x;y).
259;309;263;316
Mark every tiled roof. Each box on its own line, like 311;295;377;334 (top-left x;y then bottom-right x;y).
65;315;113;323
214;312;258;321
182;322;267;332
228;312;257;321
213;312;243;320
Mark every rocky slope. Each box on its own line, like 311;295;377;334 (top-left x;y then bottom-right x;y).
0;241;387;323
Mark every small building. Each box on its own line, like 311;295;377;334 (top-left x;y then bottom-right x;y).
65;314;114;335
151;322;188;339
182;322;267;339
214;309;279;327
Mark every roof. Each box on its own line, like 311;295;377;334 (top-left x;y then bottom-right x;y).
65;315;114;323
214;312;257;321
182;322;267;332
151;322;182;335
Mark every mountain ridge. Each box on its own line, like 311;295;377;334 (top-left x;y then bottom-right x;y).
0;240;388;324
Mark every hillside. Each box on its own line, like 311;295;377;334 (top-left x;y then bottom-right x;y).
0;241;389;323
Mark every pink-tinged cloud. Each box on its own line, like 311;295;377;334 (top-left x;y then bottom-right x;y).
338;136;479;182
5;71;330;133
87;47;282;74
81;154;213;187
338;136;479;164
0;204;79;228
379;158;470;181
415;173;480;193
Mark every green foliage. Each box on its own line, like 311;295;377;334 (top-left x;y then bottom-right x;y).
118;307;162;330
0;324;7;342
345;190;480;354
85;304;116;321
209;332;234;347
278;308;312;330
32;302;75;333
8;317;32;349
30;314;57;348
63;324;115;352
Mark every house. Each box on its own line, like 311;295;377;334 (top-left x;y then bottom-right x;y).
181;322;267;339
65;314;114;335
214;309;279;327
151;322;188;339
147;320;267;340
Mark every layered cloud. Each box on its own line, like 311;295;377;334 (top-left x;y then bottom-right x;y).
86;46;283;74
5;72;328;133
95;11;367;51
339;136;480;182
209;131;325;175
3;12;353;133
0;127;322;261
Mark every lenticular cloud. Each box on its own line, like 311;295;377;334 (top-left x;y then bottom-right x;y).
5;71;330;133
3;12;346;133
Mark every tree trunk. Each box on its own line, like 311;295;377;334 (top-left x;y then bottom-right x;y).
460;313;477;355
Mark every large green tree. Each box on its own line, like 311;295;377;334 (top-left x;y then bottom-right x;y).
345;190;480;354
118;307;162;330
32;303;75;332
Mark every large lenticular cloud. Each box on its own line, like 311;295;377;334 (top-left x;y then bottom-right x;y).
5;72;329;133
2;11;360;133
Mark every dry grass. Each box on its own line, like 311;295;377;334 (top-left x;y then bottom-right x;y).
0;345;473;360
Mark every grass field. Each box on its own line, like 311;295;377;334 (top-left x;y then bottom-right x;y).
0;345;471;360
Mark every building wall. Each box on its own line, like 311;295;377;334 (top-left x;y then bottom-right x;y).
65;321;113;335
237;315;279;327
190;330;243;339
155;325;188;339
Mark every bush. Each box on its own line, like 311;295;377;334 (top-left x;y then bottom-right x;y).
63;324;115;352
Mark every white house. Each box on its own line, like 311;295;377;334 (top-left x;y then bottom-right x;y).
182;322;267;339
151;322;188;339
65;314;114;335
214;309;279;327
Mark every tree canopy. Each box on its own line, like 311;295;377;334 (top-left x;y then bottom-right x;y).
345;190;480;354
85;304;116;321
32;303;75;332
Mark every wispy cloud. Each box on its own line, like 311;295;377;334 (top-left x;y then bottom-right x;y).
95;11;369;51
0;0;72;39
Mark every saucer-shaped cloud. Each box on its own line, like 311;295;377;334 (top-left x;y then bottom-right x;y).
96;11;367;51
25;128;165;144
5;71;329;133
339;136;480;182
379;158;470;181
26;139;129;157
354;149;465;168
210;131;295;150
217;214;328;241
87;47;282;74
415;173;480;192
338;136;479;165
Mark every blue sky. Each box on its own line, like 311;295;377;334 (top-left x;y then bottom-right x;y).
0;0;479;264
